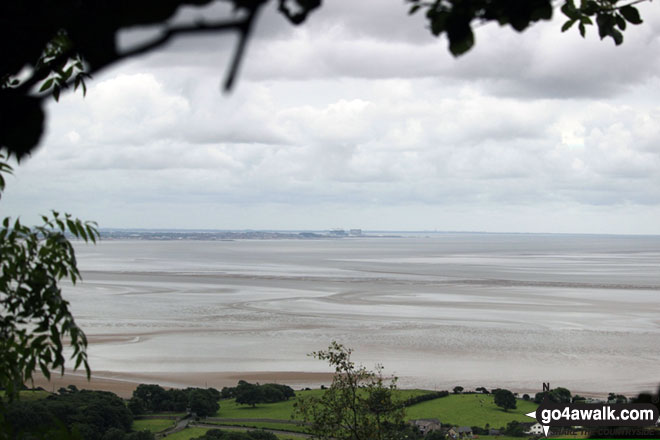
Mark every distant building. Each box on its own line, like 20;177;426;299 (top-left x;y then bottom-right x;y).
410;419;442;434
349;229;362;236
328;229;347;236
521;422;544;435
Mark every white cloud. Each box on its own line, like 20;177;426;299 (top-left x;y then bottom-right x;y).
3;0;660;232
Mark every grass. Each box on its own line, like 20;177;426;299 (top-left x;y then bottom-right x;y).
216;389;533;429
150;412;188;417
216;389;323;419
163;427;210;440
206;421;308;433
404;394;538;428
216;388;432;419
132;418;176;433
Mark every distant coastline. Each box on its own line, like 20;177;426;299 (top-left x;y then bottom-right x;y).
96;229;660;241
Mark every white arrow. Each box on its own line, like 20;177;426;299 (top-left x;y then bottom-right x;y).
525;410;550;437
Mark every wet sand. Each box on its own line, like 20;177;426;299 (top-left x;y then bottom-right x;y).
60;237;660;397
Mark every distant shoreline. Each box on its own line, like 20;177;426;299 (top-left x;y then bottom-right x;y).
29;370;640;401
31;370;335;398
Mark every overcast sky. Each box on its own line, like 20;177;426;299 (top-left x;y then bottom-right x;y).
3;1;660;233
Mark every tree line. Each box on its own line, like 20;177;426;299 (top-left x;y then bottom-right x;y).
221;381;295;407
1;386;151;440
128;384;220;417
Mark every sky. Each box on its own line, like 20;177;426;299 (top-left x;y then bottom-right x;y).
3;1;660;233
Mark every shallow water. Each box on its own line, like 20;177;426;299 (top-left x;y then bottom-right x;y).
65;233;660;394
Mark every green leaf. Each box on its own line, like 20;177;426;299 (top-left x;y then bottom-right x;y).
562;19;577;32
409;4;421;14
62;66;74;81
561;0;578;19
619;5;642;24
596;13;612;39
39;78;54;92
583;0;599;15
40;362;51;380
32;334;48;347
615;14;626;30
448;22;475;57
429;12;448;36
53;86;60;102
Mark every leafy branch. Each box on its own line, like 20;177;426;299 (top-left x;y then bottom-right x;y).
560;0;646;44
0;154;98;402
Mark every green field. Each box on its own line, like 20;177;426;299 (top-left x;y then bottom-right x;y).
207;421;308;433
404;394;537;427
132;418;176;433
216;388;432;419
215;389;535;429
163;427;211;440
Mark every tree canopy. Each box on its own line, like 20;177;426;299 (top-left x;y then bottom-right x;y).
3;388;141;440
0;0;648;160
294;342;405;440
493;388;516;412
129;384;220;417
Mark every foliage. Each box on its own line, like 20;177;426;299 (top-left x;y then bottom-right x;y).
631;385;660;412
130;384;219;417
225;381;295;407
588;386;660;438
407;0;645;56
533;387;572;404
0;0;322;159
607;392;628;403
294;342;405;440
400;391;449;408
559;0;643;44
3;388;140;440
189;388;221;417
493;389;516;412
423;431;445;440
453;386;464;394
234;384;265;408
503;421;525;437
190;429;278;440
0;154;98;402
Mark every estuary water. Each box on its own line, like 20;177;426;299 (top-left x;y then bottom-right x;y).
65;233;660;395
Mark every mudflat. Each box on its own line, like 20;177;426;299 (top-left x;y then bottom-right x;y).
55;235;660;396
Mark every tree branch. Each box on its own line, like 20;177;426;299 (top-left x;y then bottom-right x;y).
21;13;261;101
224;3;263;91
